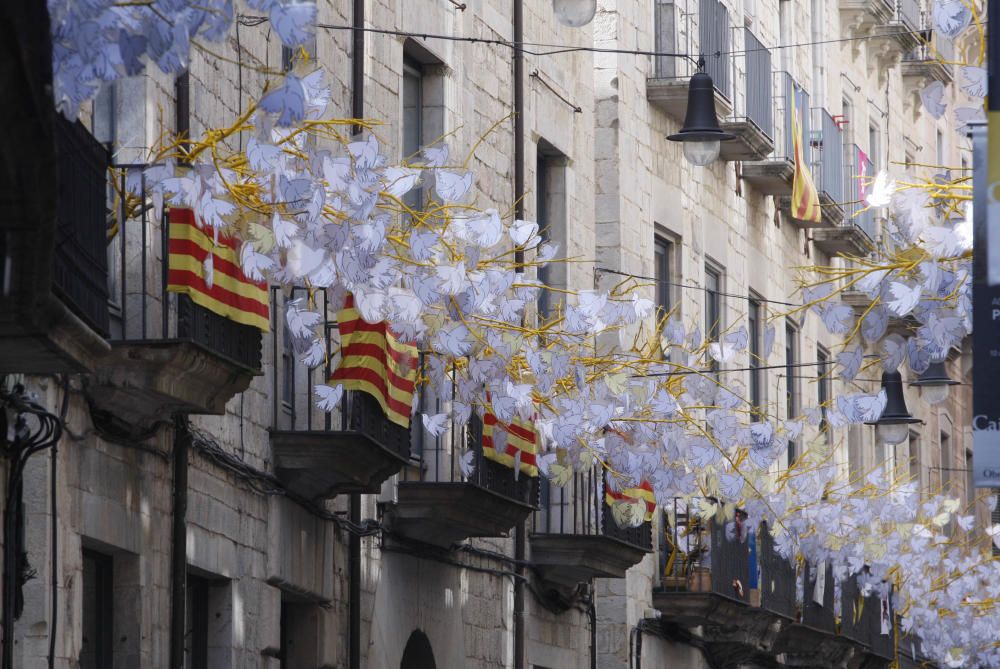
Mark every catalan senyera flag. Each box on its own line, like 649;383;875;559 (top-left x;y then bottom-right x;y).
605;478;656;522
482;402;539;477
331;295;418;428
790;88;822;224
167;208;270;331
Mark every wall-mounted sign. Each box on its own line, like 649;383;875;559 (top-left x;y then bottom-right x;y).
973;117;1000;488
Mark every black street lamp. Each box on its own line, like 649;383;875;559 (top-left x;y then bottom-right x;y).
909;361;959;406
867;371;921;445
667;64;735;166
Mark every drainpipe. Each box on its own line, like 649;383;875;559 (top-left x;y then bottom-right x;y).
513;0;525;266
169;416;189;669
512;1;527;665
349;3;364;669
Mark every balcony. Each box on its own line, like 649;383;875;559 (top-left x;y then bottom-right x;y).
269;289;411;498
772;562;857;668
648;0;733;123
903;19;955;100
385;413;538;548
871;0;924;67
814;143;878;257
654;500;786;665
756;523;796;620
840;573;895;666
0;115;112;373
778;108;846;228
896;626;932;669
87;203;262;427
839;0;896;39
741;72;805;195
529;473;652;587
718;29;775;162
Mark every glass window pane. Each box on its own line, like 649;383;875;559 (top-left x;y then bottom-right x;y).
654;236;671;316
705;267;720;341
785;321;798;465
748;298;761;416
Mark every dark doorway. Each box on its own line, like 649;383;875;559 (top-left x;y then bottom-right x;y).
400;629;436;669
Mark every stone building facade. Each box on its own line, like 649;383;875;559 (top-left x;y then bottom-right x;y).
0;1;978;668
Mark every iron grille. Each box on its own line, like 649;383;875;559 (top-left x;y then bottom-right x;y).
758;523;796;618
53;115;110;337
177;294;262;371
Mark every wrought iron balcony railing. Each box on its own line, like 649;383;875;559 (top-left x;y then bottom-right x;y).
840;572;895;660
269;286;413;497
809;107;847;210
844;143;878;241
87;191;262;424
757;522;796;619
529;471;652;584
656;497;751;603
107;194;262;371
652;0;732;99
387;381;539;546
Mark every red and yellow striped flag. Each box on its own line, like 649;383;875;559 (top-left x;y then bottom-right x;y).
167;208;270;331
482;401;539;477
331;295;418;428
605;479;656;522
790;88;822;224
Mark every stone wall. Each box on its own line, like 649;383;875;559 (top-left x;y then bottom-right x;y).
5;0;976;668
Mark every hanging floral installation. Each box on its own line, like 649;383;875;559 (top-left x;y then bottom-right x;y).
46;0;997;666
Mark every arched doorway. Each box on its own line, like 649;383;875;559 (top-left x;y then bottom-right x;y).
400;629;436;669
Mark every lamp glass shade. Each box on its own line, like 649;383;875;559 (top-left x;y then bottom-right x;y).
877;422;910;446
911;361;957;406
683;139;721;166
666;71;734;167
920;383;951;405
553;0;597;26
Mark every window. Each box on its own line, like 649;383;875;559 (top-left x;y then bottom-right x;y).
704;266;722;374
936;129;945;166
280;594;320;667
80;550;114;669
282;35;317;72
537;142;568;320
748;296;764;417
817;346;831;433
402;58;424;211
185;573;231;669
785;321;799;465
705;266;722;342
940;431;951;493
908;431;921;487
281;310;295;410
841;96;853;146
848;424;863;484
186;574;211;669
401;43;445;209
654;235;673;320
868;122;880;171
175;71;191;163
966;449;975;510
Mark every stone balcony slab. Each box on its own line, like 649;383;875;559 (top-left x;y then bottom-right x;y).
646;77;733;125
719;120;775;162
